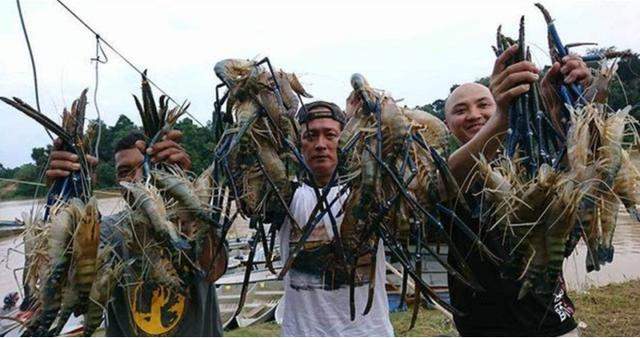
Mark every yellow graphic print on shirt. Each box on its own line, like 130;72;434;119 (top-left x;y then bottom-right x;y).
130;284;186;336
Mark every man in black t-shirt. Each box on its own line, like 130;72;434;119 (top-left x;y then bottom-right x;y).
443;45;591;336
45;131;227;336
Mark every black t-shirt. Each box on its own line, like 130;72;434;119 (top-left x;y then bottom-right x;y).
447;211;577;336
101;212;224;337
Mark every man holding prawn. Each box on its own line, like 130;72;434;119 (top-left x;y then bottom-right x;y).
277;101;395;336
45;130;227;336
444;45;591;336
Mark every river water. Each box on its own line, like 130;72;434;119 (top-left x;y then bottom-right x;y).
563;209;640;291
0;197;127;221
0;197;639;298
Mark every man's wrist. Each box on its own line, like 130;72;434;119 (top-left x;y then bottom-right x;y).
493;106;509;126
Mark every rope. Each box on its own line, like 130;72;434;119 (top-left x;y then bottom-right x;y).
15;0;54;141
54;0;206;128
91;34;107;160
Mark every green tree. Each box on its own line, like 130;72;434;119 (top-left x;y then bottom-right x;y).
10;164;42;198
0;163;15;178
95;163;116;189
106;115;140;160
476;76;490;87
417;98;447;121
31;146;51;169
174;118;215;175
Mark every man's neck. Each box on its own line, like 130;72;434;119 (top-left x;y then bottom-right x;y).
315;175;331;187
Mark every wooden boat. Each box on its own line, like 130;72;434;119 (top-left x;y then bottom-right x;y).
227;237;251;251
0;220;22;227
385;243;451;318
385;262;452;320
234;280;283;328
217;283;249;329
226;257;242;272
0;220;24;239
0;308;86;337
216;267;284;329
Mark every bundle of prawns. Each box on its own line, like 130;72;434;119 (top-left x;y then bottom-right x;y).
213;58;312;256
475;11;577;300
118;167;216;290
211;57;312;320
476;7;640;301
1;90;94;204
563;98;640;272
119;73;222;288
475;102;639;299
1;91;109;336
213;58;311;221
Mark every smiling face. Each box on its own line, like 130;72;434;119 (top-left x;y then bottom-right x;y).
300;117;341;186
444;83;496;144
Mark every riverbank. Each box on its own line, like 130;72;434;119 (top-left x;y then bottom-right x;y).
0;189;121;203
226;279;640;337
0;194;126;222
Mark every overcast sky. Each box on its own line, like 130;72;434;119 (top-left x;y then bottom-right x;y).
1;0;638;167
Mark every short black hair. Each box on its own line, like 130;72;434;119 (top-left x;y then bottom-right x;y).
114;131;145;154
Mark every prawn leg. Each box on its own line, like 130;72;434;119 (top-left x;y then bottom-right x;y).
377;223;462;317
408;220;423;331
232;230;259;319
362;235;379;316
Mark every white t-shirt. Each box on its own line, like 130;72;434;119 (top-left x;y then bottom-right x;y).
279;183;394;337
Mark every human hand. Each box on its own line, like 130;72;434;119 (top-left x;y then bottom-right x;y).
489;44;540;118
540;54;591;120
135;130;192;170
45;138;98;182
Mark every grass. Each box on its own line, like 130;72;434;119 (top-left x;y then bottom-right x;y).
573;279;640;336
225;322;282;337
225;279;640;336
225;308;455;337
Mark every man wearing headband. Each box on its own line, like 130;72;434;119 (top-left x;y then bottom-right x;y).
278;101;394;336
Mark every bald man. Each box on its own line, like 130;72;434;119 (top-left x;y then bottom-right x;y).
442;45;590;336
445;83;495;142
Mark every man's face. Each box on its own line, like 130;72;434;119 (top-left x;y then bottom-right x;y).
115;148;144;183
300;117;341;180
444;83;496;144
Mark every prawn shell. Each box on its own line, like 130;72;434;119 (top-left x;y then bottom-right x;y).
71;197;101;314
